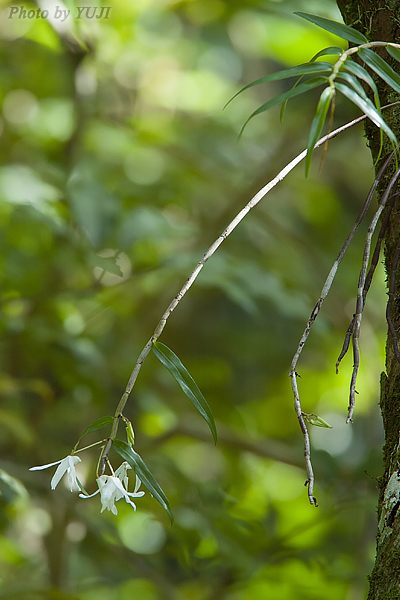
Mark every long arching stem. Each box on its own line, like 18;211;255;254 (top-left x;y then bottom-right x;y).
100;104;400;475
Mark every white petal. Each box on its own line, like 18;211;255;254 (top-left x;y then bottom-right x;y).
98;477;119;512
94;475;144;515
66;457;81;491
124;496;137;511
97;475;109;490
115;462;131;479
111;479;137;509
113;478;144;500
111;478;129;497
115;462;131;488
107;477;125;503
29;459;62;471
125;490;145;499
134;475;142;493
51;461;68;490
50;456;81;491
67;472;78;492
80;475;105;499
79;489;100;499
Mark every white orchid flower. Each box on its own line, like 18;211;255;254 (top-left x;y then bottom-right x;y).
79;463;144;515
29;455;81;492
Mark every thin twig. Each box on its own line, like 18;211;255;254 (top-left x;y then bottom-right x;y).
336;318;355;374
336;190;397;373
348;167;400;423
289;139;400;503
386;234;400;366
290;373;317;506
289;160;385;503
364;192;397;298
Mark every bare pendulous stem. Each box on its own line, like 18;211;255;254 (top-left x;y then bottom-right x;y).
289;143;400;503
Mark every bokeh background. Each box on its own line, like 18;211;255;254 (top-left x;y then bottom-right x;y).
0;0;387;598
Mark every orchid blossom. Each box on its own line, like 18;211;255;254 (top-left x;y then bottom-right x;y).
80;462;144;515
29;455;81;492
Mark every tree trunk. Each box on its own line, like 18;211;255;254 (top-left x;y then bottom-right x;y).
337;1;400;597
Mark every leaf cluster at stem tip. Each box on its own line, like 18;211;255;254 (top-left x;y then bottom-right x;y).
227;12;400;176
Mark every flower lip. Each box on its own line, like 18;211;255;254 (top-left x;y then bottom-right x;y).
29;455;81;492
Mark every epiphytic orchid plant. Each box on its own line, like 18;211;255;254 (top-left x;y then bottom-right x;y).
30;12;400;513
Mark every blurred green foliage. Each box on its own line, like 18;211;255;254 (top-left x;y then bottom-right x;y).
0;0;387;598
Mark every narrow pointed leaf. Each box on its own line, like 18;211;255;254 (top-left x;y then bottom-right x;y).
387;45;400;63
281;49;342;123
341;60;380;107
113;439;173;522
295;12;368;44
280;75;303;123
225;62;331;108
335;82;397;143
306;87;334;176
153;342;217;444
336;72;384;165
80;416;114;438
240;77;327;136
311;46;344;60
359;47;400;95
280;97;290;124
336;71;370;101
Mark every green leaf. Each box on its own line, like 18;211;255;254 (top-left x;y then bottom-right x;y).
303;413;333;428
153;342;217;444
113;439;173;522
306;86;334;176
341;60;380;107
387;45;400;63
359;47;400;95
80;416;114;438
280;49;342;123
295;12;368;44
336;71;370;101
280;75;303;124
225;62;332;108
335;82;397;144
240;77;327;136
311;46;344;60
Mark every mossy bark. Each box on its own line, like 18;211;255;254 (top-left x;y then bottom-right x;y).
337;2;400;598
